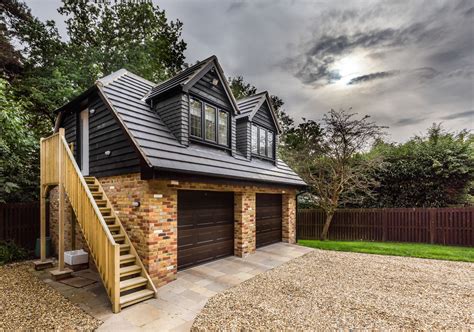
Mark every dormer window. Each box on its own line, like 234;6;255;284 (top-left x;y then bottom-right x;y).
190;97;229;147
251;124;274;160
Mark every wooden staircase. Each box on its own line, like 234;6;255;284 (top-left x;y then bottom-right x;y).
39;130;156;313
84;176;156;309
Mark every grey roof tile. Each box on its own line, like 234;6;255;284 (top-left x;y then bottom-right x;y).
98;69;305;186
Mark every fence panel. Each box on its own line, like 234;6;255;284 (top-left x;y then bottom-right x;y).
0;202;40;250
297;207;474;247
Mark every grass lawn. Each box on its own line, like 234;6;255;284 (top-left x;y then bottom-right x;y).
298;240;474;262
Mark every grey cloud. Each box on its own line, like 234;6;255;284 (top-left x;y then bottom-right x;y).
227;1;247;12
440;110;474;120
348;71;399;85
465;7;474;16
289;21;446;85
394;117;427;127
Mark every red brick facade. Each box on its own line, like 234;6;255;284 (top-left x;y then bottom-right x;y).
49;173;297;288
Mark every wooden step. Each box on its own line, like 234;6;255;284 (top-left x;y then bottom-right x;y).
104;216;116;224
84;177;95;184
120;265;141;277
108;224;120;232
120;289;155;308
95;200;107;207
120;276;147;292
120;243;130;253
99;207;111;215
120;254;136;265
113;234;125;242
88;184;99;192
92;192;102;199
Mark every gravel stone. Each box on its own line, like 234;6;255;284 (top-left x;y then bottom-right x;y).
0;262;101;331
192;249;474;330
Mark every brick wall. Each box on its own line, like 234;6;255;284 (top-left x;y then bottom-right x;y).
48;173;297;288
98;173;297;287
48;186;89;256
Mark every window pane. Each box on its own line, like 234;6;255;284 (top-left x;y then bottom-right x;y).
190;99;202;137
267;132;274;158
218;110;228;145
251;125;258;153
259;128;266;155
205;105;216;141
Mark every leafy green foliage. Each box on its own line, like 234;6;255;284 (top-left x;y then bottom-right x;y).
0;0;187;201
2;0;187;134
0;240;29;265
363;124;474;207
0;79;39;202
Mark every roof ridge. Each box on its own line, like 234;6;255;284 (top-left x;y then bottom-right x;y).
152;55;215;88
236;91;267;104
96;69;128;87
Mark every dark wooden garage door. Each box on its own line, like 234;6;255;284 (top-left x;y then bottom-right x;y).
256;194;282;248
177;190;234;270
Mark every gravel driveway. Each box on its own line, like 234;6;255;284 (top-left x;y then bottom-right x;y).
192;249;474;330
0;263;101;330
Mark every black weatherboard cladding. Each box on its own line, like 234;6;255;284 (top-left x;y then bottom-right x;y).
60;95;141;177
100;70;305;186
253;102;276;132
62;110;77;156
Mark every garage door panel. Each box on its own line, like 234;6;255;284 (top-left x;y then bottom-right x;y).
178;190;234;269
256;194;282;248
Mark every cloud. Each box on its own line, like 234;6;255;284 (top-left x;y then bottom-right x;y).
440;110;474;120
348;71;398;85
227;1;247;12
286;19;447;85
394;117;427;127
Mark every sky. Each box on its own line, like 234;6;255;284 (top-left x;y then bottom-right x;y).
24;0;474;142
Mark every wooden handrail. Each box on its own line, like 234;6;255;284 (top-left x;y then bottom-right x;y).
40;132;120;312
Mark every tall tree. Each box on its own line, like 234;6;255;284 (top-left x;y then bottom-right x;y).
283;109;385;240
0;0;187;201
4;0;187;134
363;124;474;207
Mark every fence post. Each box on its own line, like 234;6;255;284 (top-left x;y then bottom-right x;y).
382;209;387;242
429;208;436;244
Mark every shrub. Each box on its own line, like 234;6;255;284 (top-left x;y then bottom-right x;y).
0;241;28;265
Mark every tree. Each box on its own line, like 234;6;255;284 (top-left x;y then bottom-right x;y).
283;109;385;240
363;124;474;207
0;0;188;201
0;78;39;202
3;0;187;135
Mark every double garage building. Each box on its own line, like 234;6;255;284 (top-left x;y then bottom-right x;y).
53;56;305;287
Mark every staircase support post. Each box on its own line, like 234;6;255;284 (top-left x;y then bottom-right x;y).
58;128;65;271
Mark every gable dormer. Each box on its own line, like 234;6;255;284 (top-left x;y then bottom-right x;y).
146;56;239;154
236;92;281;162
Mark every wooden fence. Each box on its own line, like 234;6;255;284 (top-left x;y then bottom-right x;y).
0;202;40;251
297;208;474;247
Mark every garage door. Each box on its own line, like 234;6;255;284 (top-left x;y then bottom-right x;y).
177;190;234;269
256;194;282;248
